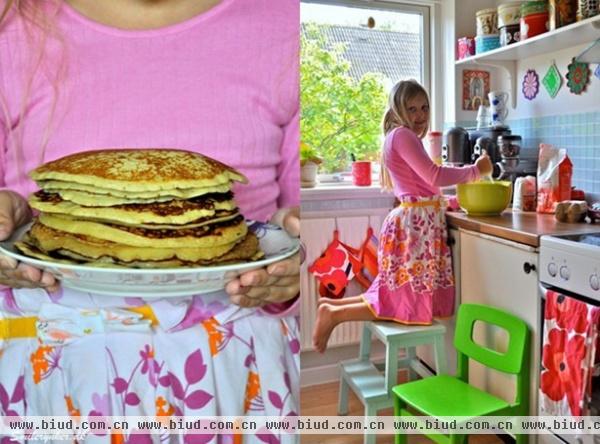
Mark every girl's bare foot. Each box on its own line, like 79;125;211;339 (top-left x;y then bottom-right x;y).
312;304;337;353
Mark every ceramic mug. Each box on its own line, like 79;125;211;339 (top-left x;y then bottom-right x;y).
476;105;491;128
352;161;372;186
488;91;509;126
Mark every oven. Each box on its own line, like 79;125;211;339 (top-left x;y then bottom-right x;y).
538;233;600;444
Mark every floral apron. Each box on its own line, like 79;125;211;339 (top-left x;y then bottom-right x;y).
362;195;455;325
0;287;300;444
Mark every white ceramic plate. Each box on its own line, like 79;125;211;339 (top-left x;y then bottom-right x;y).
0;221;299;298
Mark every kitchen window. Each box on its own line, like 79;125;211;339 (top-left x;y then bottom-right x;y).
300;0;431;187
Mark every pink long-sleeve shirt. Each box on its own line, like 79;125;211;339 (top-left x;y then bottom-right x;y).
0;0;299;222
384;127;480;197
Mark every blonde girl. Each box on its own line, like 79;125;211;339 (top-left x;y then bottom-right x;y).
313;79;492;353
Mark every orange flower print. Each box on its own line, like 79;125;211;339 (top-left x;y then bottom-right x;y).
30;344;59;384
64;395;81;417
111;432;125;444
155;396;175;425
409;261;425;277
382;236;395;254
380;256;390;272
396;268;410;286
202;318;224;357
243;371;262;412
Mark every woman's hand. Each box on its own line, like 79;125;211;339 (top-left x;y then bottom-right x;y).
475;150;493;177
225;207;300;308
0;190;59;290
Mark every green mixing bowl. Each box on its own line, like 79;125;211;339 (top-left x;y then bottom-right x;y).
456;180;513;216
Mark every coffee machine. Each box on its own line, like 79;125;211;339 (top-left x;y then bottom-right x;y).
442;125;511;166
443;126;537;185
467;125;511;164
493;134;538;183
441;127;470;165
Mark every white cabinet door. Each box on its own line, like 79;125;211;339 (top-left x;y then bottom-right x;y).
418;228;461;375
459;229;540;415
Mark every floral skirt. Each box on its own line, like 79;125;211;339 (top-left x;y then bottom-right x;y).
363;195;455;325
0;287;299;443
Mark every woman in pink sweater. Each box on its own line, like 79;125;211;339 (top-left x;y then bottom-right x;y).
0;0;299;442
313;80;492;353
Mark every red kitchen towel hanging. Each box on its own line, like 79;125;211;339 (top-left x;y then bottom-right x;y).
539;289;600;416
308;230;362;298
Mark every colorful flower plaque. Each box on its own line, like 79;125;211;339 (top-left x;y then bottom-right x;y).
542;62;562;98
566;58;590;95
522;69;539;100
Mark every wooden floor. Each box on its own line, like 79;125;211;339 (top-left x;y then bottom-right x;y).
300;381;505;444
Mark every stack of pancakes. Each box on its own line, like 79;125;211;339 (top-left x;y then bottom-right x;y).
16;149;263;268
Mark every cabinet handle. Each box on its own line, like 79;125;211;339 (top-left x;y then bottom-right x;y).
447;236;456;246
523;262;536;274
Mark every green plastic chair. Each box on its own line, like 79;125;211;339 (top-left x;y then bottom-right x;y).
391;303;530;444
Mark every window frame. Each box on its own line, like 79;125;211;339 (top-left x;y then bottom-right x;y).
300;0;436;189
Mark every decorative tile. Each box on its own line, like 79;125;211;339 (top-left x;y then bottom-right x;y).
566;57;591;95
522;69;539;100
542;62;562;98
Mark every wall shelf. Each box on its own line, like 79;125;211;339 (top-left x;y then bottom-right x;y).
455;15;600;108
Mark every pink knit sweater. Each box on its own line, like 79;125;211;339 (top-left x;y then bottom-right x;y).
0;0;299;221
384;127;480;197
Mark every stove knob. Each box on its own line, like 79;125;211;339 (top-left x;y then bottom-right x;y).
547;262;557;277
560;266;570;281
591;274;600;291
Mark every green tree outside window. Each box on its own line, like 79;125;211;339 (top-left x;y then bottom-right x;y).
300;24;388;174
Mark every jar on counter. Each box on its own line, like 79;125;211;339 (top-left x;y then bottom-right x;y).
513;176;537;211
426;131;443;165
550;0;577;29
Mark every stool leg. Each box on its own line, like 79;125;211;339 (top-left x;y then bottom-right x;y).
385;342;400;392
338;374;349;415
407;347;418;381
359;322;373;361
433;334;448;375
364;405;377;444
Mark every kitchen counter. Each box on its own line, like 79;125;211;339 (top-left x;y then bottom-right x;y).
446;210;600;247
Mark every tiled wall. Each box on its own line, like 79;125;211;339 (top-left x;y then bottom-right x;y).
456;110;600;195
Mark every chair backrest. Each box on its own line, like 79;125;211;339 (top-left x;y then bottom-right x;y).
454;303;530;375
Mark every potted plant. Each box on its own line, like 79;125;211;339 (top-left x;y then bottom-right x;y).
300;142;322;188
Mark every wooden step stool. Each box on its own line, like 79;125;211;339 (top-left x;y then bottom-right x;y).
338;320;447;444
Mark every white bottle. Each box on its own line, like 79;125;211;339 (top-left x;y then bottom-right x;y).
513;176;537;212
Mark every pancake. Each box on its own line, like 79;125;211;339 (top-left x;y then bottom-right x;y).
55;211;242;230
19;148;262;269
16;230;263;268
37;213;248;248
30;149;247;192
22;221;252;263
30;191;237;224
38;180;231;200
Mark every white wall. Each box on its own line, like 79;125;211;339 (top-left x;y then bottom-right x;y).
448;0;600;124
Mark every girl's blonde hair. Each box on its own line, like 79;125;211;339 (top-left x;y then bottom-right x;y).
380;79;430;191
0;0;64;187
